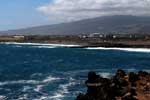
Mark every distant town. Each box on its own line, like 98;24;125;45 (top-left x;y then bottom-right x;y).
1;33;150;48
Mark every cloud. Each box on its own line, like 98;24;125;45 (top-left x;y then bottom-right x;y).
37;0;150;22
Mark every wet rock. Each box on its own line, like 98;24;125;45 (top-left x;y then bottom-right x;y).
76;69;150;100
128;72;139;87
116;69;126;79
138;71;149;79
76;71;116;100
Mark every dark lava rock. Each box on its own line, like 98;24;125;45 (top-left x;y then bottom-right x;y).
75;69;145;100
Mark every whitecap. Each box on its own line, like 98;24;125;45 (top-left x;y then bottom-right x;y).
22;86;32;92
42;75;61;83
47;44;80;47
0;80;40;86
34;46;56;49
2;42;80;47
86;47;150;53
59;81;76;94
34;96;48;100
34;85;44;92
98;72;112;78
33;93;64;100
32;92;64;100
1;42;44;46
0;75;61;86
18;94;28;100
0;95;6;99
45;80;76;100
31;73;43;77
49;93;64;99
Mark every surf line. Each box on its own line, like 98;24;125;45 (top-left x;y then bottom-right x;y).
86;47;150;53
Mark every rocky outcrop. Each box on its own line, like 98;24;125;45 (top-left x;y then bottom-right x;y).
76;69;150;100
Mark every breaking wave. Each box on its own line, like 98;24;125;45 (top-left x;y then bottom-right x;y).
0;75;61;86
2;42;80;48
47;78;77;100
34;46;56;48
86;47;150;53
32;76;77;100
98;72;113;78
0;95;6;99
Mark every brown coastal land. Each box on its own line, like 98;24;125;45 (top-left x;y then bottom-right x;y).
1;34;150;48
76;70;150;100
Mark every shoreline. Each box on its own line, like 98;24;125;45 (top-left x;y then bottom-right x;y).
2;41;150;48
1;35;150;48
2;42;150;53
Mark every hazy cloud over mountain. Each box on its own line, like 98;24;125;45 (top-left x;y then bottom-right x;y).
37;0;150;22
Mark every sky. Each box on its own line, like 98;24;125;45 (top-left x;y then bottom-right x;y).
0;0;150;31
0;0;50;31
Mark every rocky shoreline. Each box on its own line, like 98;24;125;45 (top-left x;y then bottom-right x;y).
1;35;150;48
76;69;150;100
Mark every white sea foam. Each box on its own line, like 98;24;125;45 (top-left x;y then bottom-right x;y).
43;75;61;83
0;80;40;86
22;86;32;92
59;83;70;94
0;75;61;86
98;72;112;78
49;93;64;99
34;96;48;100
34;46;56;49
34;85;44;92
2;42;80;47
86;47;150;53
33;91;64;100
47;78;76;100
0;95;6;99
33;93;64;100
18;94;28;100
143;69;150;73
44;43;80;47
31;73;43;77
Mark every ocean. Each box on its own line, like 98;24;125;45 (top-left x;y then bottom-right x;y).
0;42;150;100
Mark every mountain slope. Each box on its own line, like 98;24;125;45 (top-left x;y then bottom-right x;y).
1;15;150;35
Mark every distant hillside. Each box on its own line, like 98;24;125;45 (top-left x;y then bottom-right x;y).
1;15;150;35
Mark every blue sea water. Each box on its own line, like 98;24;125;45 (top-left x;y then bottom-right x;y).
0;43;150;100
